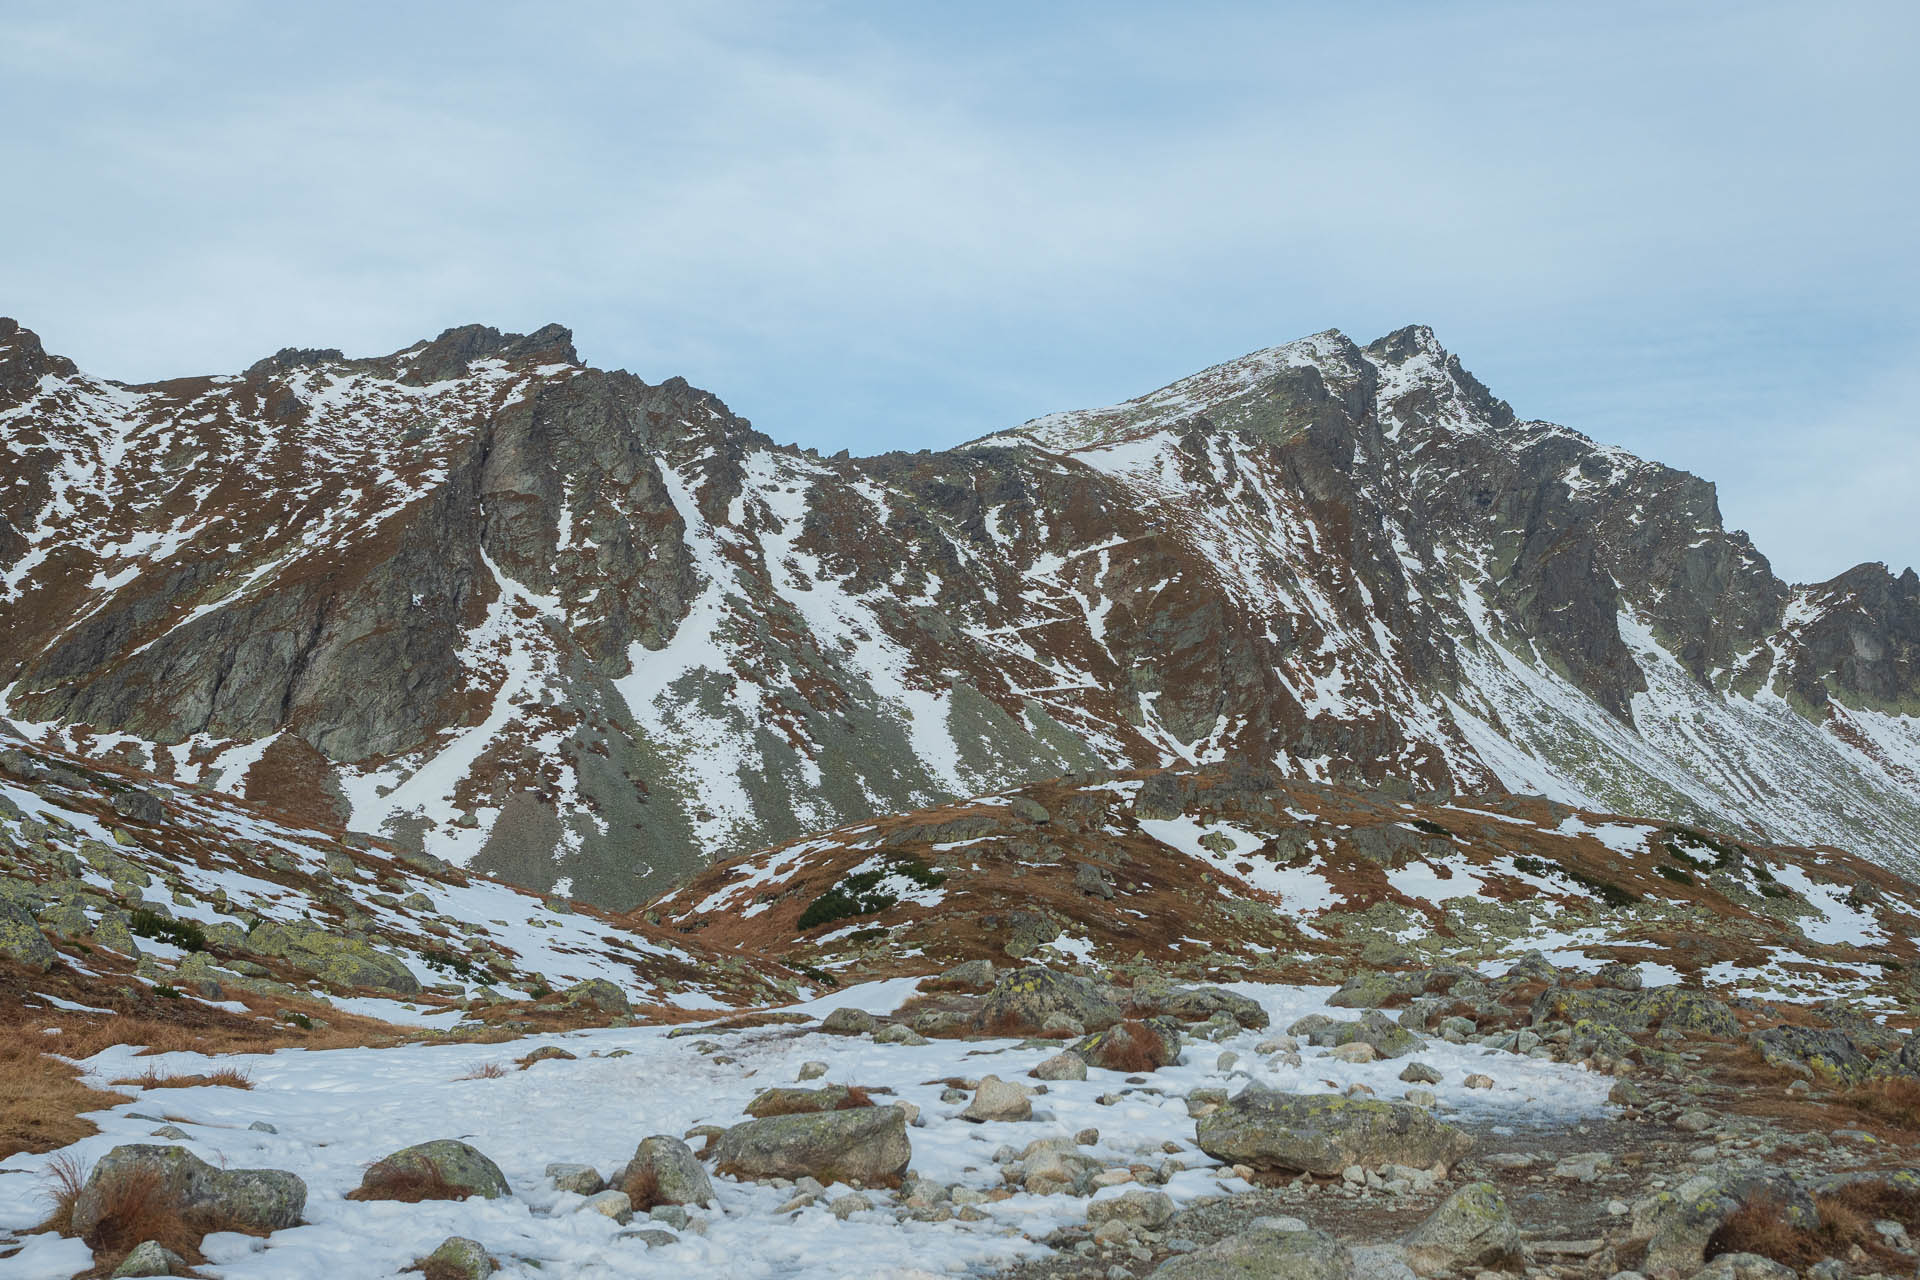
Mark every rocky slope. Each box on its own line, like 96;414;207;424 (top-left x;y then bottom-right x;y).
2;316;1916;907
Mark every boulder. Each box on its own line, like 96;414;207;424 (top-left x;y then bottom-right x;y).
617;1135;714;1207
746;1085;870;1118
561;978;630;1015
1088;1188;1176;1229
546;1162;604;1196
1151;1224;1355;1280
976;967;1123;1036
1131;976;1270;1029
1331;1011;1423;1059
111;789;167;824
0;898;55;971
1749;1025;1874;1083
1630;1172;1818;1278
72;1145;305;1241
921;958;996;992
417;1237;493;1280
1033;1051;1089;1081
1533;986;1738;1041
110;1241;189;1277
821;1007;878;1036
355;1139;510;1200
712;1106;911;1187
1195;1087;1473;1176
961;1075;1033;1123
1401;1182;1522;1276
1074;1018;1182;1072
1328;973;1424;1009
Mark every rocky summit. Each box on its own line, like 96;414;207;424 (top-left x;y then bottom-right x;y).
1;317;1915;909
4;317;1920;1280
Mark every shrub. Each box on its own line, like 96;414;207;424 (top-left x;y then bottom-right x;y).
621;1164;662;1212
417;949;479;982
129;908;207;952
796;856;944;932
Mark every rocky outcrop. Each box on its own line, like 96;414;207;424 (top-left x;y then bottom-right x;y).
710;1106;912;1187
1194;1088;1473;1176
71;1145;305;1240
4;315;1918;908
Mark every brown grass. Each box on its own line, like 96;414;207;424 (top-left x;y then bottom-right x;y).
1708;1183;1920;1269
34;1152;279;1277
1086;1021;1173;1074
1841;1076;1920;1129
838;1085;874;1109
36;1152;86;1237
345;1159;471;1204
112;1067;253;1090
455;1062;508;1080
621;1164;663;1212
0;1039;131;1161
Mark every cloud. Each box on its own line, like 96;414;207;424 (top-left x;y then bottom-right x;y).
0;0;1914;577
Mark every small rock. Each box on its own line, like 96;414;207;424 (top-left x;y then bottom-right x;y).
415;1237;493;1280
1463;1074;1493;1090
110;1241;189;1278
830;1191;874;1219
962;1075;1034;1123
579;1189;633;1223
1399;1062;1442;1085
822;1007;878;1036
547;1162;604;1196
798;1061;828;1081
1034;1051;1089;1082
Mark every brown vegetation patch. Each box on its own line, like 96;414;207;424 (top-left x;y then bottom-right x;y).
456;1062;508;1080
0;1037;131;1162
36;1151;279;1278
620;1165;663;1212
1841;1076;1920;1130
1709;1183;1920;1270
344;1160;471;1204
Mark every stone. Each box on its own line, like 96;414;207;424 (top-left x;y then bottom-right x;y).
821;1007;878;1036
546;1162;605;1196
110;1241;189;1277
0;899;55;971
578;1189;633;1223
962;1075;1034;1123
618;1135;714;1207
798;1061;828;1081
1331;1042;1378;1064
1034;1051;1089;1081
1609;1080;1648;1107
561;977;630;1015
1631;1171;1818;1278
711;1106;911;1187
746;1085;869;1117
1088;1189;1176;1229
1689;1253;1798;1280
1402;1182;1523;1276
72;1145;306;1240
830;1192;874;1219
1150;1224;1355;1280
1195;1087;1473;1176
1131;976;1271;1030
977;967;1123;1036
357;1139;509;1200
417;1237;493;1280
111;789;167;824
1463;1074;1493;1089
1399;1062;1442;1085
1074;1018;1182;1072
924;958;997;992
874;1022;929;1046
648;1204;691;1229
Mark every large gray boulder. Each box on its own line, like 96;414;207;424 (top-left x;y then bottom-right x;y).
975;967;1123;1036
1195;1087;1473;1175
1401;1182;1523;1275
72;1145;305;1240
1630;1171;1818;1278
1151;1224;1355;1280
617;1135;714;1207
355;1139;510;1200
0;898;55;971
1131;976;1271;1030
712;1106;911;1186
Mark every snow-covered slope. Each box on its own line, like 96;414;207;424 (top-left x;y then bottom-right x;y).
2;316;1916;905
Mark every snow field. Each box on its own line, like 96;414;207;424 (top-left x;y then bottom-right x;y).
0;982;1613;1280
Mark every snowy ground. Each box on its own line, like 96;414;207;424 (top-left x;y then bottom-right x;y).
0;982;1614;1280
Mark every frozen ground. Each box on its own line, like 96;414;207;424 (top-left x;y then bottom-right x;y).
0;982;1614;1280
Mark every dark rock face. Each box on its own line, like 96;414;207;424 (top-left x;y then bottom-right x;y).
2;317;1917;907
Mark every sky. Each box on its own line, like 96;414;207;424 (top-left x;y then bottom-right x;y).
1;1;1915;583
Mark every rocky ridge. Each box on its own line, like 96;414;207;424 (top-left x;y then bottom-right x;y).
2;317;1917;906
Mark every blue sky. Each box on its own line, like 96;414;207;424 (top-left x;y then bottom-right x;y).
2;1;1915;582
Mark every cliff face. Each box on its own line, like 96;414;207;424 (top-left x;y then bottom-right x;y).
2;317;1916;906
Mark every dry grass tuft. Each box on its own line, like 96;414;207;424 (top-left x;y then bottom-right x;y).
112;1067;253;1091
837;1085;874;1110
72;1165;205;1271
621;1165;663;1213
35;1152;87;1237
1085;1021;1173;1074
345;1159;471;1204
1707;1198;1823;1268
455;1062;508;1081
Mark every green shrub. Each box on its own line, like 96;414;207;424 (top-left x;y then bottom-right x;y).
129;908;206;952
796;856;944;932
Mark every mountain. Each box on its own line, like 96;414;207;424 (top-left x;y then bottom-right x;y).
2;315;1917;908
